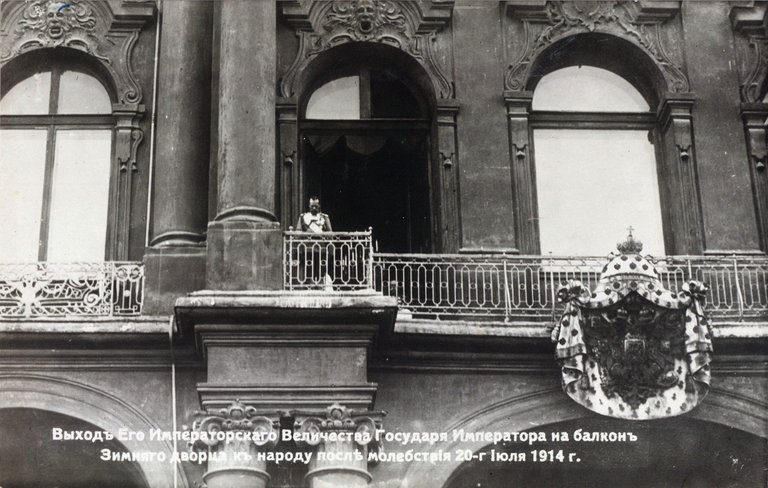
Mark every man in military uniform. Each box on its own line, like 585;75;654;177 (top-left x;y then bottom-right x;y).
297;197;332;233
296;197;333;289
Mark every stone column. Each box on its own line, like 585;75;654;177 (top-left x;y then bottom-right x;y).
206;0;281;289
293;404;384;488
150;0;212;247
504;91;537;254
142;0;211;313
190;401;280;488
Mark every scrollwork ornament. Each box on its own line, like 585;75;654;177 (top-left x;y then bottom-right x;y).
505;1;689;93
189;401;280;452
280;0;453;99
1;0;151;107
292;403;385;449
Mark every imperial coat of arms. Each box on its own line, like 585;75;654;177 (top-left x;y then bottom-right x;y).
551;233;712;419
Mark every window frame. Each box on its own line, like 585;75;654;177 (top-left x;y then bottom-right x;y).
528;73;665;256
0;63;116;261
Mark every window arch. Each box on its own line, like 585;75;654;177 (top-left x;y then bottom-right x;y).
506;32;704;255
531;66;665;256
0;60;114;262
300;67;431;253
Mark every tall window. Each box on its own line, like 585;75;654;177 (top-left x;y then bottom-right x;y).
0;65;113;262
532;66;665;256
300;67;432;253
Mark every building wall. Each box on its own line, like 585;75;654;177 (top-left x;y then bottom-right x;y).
1;1;767;487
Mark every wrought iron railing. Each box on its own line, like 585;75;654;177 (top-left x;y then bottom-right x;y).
0;262;144;318
371;253;768;322
283;230;374;290
281;229;767;322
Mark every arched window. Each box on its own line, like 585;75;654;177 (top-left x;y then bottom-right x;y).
531;66;665;256
300;65;432;253
0;64;113;262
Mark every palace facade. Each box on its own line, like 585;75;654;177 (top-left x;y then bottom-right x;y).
0;1;766;487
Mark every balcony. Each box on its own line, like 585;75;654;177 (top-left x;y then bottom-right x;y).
285;232;768;323
0;236;765;323
0;262;144;318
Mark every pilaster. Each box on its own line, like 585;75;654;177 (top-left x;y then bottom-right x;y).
504;91;536;254
657;94;705;254
741;103;768;251
436;100;461;253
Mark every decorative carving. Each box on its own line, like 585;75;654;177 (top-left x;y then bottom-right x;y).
552;233;712;419
676;144;692;164
17;0;97;40
280;0;453;99
292;403;384;449
323;0;407;43
512;143;527;160
731;4;768;102
1;0;154;106
505;1;689;93
283;150;296;166
440;151;454;168
739;36;768;103
189;401;280;451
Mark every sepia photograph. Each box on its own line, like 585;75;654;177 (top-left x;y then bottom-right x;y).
0;0;766;487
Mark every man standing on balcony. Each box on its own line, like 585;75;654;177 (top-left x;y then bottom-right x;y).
297;197;333;233
296;197;333;290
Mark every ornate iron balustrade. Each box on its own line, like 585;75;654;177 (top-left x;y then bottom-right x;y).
283;230;374;290
371;253;768;322
0;262;144;318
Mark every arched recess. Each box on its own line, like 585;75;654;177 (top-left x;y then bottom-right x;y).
0;373;188;488
278;41;461;252
1;408;149;487
504;2;704;255
0;0;156;260
399;387;767;488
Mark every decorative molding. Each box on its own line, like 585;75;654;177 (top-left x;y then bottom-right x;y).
1;0;156;261
440;151;453;168
190;401;281;450
292;403;384;445
280;0;453;99
741;103;768;251
504;1;688;93
732;5;768;102
0;0;156;107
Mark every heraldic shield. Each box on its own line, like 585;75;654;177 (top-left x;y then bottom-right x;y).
551;233;712;420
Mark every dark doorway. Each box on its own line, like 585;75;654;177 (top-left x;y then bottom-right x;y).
446;417;766;488
302;129;431;253
300;62;434;253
